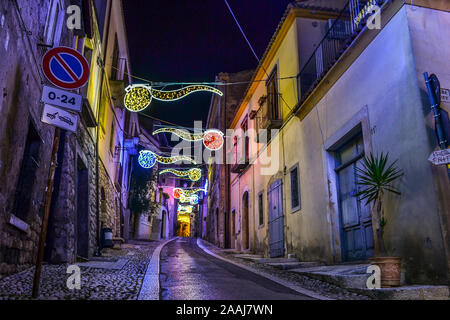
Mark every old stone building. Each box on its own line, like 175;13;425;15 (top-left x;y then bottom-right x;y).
0;0;76;274
223;0;450;285
204;70;253;247
131;116;177;241
0;0;139;276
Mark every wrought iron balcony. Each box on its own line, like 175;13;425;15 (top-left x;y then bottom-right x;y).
297;0;385;105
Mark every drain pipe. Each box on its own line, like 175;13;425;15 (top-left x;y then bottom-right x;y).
424;72;447;150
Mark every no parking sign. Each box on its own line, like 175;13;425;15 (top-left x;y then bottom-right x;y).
42;46;90;90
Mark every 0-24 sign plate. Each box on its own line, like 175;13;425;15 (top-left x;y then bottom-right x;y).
41;86;82;112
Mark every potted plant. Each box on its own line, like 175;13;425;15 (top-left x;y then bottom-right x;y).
356;152;403;287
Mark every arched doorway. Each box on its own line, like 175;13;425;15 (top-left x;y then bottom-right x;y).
242;191;249;250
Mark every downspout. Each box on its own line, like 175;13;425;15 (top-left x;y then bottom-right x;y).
95;0;113;256
223;76;229;248
424;72;448;151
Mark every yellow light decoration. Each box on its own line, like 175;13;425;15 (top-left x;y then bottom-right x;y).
178;204;193;214
124;84;153;112
179;194;199;205
124;84;223;112
151;85;223;101
153;128;203;141
173;187;205;199
159;168;202;181
153;128;224;151
177;214;190;223
181;188;206;196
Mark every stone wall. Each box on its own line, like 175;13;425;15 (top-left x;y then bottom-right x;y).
0;0;74;275
99;160;120;236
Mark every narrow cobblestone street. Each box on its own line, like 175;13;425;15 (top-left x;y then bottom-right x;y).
0;241;160;300
160;238;315;300
0;0;449;305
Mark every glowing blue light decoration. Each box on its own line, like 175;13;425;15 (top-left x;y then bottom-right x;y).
190;194;199;205
204;179;209;195
138;150;156;168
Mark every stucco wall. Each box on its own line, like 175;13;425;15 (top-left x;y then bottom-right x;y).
289;6;447;283
230;5;448;284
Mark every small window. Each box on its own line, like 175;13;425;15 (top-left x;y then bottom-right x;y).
258;192;264;226
13;122;41;221
241;116;249;162
109;120;116;155
44;0;63;46
290;164;301;212
110;34;119;80
266;66;279;120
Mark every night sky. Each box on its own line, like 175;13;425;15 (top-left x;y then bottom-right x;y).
123;0;292;128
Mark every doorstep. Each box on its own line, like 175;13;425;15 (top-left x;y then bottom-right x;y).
287;264;449;299
289;264;370;289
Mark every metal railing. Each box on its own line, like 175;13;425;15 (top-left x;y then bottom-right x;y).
297;0;384;103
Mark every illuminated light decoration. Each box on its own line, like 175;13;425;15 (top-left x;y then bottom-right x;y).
124;85;153;112
181;188;206;196
179;194;199;205
204;178;209;195
177;214;190;223
124;84;223;112
153;128;224;151
138;150;196;169
189;194;199;205
138;150;156;169
151;85;223;102
203;129;224;151
177;204;193;214
173;187;205;199
159;168;202;181
173;188;183;199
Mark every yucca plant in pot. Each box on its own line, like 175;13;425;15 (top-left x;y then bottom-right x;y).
356;152;403;287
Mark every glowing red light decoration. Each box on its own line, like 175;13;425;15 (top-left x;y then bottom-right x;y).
173;188;182;199
203;129;224;151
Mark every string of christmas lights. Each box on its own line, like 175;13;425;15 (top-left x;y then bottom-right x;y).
124;84;223;112
159;168;202;181
177;204;194;214
138;150;196;169
153;128;224;151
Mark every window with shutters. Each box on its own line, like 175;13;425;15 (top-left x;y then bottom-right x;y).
266;66;280;120
110;34;119;80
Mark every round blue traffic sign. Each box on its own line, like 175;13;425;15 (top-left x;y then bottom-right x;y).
42;46;90;90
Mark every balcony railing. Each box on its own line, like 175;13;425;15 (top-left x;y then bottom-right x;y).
297;0;385;104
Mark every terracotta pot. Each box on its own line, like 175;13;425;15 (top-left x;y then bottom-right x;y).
369;256;401;288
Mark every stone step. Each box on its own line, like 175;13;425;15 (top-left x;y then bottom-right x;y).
265;261;324;270
231;254;264;262
289;264;371;289
255;257;299;264
290;269;369;289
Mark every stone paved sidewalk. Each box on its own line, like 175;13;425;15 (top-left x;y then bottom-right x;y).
198;239;371;300
0;240;160;300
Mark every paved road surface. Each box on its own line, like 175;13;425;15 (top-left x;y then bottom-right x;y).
159;238;315;300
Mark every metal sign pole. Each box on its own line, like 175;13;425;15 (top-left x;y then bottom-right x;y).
32;127;61;298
